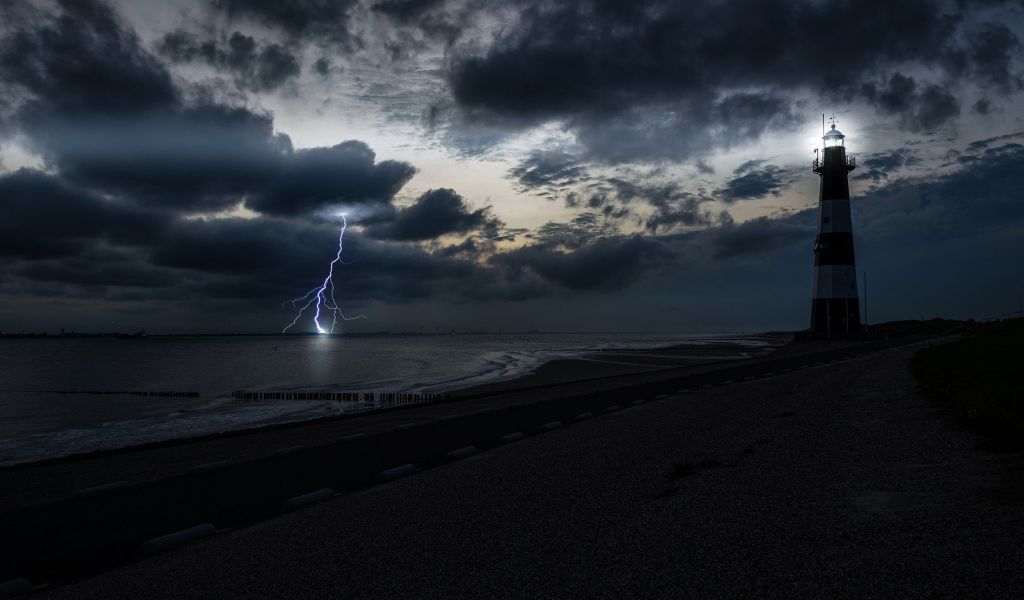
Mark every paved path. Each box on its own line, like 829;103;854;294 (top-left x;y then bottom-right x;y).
37;342;1024;599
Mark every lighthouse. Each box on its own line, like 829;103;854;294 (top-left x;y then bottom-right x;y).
810;117;861;336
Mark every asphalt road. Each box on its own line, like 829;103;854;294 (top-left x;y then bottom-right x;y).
34;340;1024;599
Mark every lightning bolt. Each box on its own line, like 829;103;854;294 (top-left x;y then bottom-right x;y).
282;214;366;334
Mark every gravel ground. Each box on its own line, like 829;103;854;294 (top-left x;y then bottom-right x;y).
38;343;1024;599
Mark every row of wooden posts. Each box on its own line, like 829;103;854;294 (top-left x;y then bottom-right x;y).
229;390;450;404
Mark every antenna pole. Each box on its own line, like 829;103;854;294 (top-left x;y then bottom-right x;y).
822;113;825;137
864;271;868;327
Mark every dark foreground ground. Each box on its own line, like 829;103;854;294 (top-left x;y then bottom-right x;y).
18;334;1024;599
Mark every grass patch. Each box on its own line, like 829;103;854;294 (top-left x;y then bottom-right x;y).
912;319;1024;452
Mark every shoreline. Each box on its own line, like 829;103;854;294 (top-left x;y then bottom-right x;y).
454;334;788;396
0;334;785;468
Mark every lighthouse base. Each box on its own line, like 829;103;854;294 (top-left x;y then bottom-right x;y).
810;297;862;337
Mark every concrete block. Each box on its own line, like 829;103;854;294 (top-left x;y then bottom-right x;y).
445;446;478;461
140;523;216;555
375;464;418;483
281;488;334;512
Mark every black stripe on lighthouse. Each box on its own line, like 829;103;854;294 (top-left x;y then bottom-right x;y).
813;232;856;265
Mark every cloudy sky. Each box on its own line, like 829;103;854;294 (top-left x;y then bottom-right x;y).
1;0;1023;334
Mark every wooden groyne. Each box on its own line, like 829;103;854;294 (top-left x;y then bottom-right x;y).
229;390;450;406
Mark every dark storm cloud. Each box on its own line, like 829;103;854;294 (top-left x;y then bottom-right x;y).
210;0;360;45
0;0;416;216
373;0;448;22
30;106;292;211
964;131;1024;152
245;141;417;216
706;216;813;261
0;170;168;259
645;196;716;233
509;150;589;193
853;149;920;183
313;57;333;76
494;234;673;292
609;181;717;233
12;247;175;289
365;188;502;241
861;74;961;132
0;0;178;118
739;140;1024;256
967;23;1022;93
717;163;795;203
158;30;300;92
444;0;1000;161
569;92;800;164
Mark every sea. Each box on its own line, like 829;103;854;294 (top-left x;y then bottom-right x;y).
0;333;763;466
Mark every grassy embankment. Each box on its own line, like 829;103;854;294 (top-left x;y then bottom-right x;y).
912;318;1024;451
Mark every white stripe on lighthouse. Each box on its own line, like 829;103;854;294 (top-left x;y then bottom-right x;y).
812;265;859;299
817;199;852;234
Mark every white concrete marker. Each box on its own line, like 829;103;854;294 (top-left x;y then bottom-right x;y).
499;432;525;443
281;488;334;512
541;421;563;430
575;412;593;421
140;523;216;555
445;446;479;460
375;464;418;483
341;433;366;442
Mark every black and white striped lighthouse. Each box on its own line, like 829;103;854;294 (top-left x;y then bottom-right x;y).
810;118;861;336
